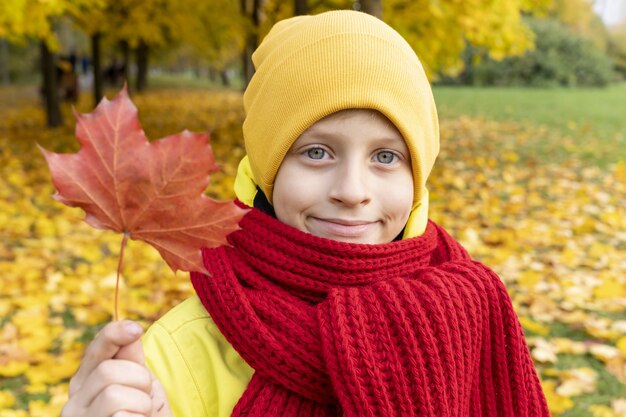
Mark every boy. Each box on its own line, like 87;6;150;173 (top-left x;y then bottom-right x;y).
61;10;549;417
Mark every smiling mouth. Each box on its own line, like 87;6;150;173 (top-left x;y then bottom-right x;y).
310;217;378;237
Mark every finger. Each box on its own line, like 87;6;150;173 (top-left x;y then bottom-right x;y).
71;321;144;394
60;397;84;417
87;384;152;417
150;377;172;416
115;337;145;366
74;359;152;409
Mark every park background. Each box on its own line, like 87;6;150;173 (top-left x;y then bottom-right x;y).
0;0;625;416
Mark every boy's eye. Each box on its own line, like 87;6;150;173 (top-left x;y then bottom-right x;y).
306;147;326;160
375;151;397;164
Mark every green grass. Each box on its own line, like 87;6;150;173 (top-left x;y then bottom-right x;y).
433;84;626;139
148;73;242;90
432;83;626;166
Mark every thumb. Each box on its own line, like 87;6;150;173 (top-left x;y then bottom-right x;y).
114;336;146;366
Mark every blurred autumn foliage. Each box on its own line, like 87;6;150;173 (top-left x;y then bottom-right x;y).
0;85;625;416
1;0;556;127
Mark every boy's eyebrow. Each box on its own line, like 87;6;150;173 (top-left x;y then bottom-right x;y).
298;127;334;138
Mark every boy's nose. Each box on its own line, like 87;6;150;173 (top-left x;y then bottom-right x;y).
328;163;371;207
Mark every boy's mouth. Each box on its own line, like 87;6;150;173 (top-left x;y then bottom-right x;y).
308;217;378;238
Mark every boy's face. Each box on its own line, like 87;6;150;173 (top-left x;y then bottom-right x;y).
272;110;414;244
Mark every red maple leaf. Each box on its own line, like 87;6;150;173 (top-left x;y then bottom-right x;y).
39;87;247;302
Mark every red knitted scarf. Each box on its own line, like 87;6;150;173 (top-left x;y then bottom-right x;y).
190;207;549;417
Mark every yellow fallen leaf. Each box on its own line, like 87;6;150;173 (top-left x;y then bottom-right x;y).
612;399;626;416
555;368;597;397
541;379;574;415
25;383;47;394
519;316;550;336
594;278;626;300
0;360;29;377
28;399;64;417
552;338;588;355
73;306;111;325
590;344;621;362
556;379;588;397
605;357;626;384
589;404;618;417
531;338;558;363
0;390;16;408
503;150;519;163
25;351;81;385
617;336;626;357
0;409;29;417
517;270;543;290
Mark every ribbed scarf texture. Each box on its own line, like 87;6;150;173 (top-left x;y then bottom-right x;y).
190;207;550;417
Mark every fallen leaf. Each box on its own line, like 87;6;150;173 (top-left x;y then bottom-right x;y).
541;379;574;414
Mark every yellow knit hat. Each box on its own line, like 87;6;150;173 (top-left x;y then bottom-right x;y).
241;10;439;237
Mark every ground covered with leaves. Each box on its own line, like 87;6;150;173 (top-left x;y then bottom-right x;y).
0;86;625;416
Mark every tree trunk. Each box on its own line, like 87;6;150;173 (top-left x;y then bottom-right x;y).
92;33;103;106
136;41;149;92
240;0;249;89
241;0;261;90
243;36;256;90
220;69;231;87
41;41;63;127
295;0;308;15
208;67;218;84
120;40;131;90
1;38;9;85
361;0;382;19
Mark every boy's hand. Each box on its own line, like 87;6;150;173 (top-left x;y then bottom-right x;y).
61;320;172;417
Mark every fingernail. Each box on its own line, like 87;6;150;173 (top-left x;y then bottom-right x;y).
124;321;143;336
157;402;165;412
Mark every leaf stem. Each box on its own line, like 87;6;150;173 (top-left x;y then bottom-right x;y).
115;232;130;321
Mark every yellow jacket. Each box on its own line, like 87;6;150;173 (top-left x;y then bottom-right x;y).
142;296;253;417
